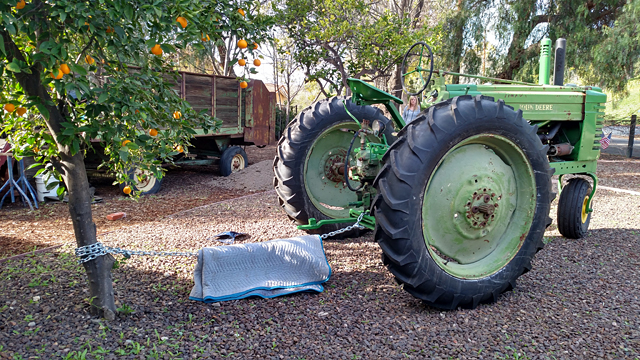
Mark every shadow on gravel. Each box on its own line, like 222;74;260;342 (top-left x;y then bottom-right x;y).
1;226;639;359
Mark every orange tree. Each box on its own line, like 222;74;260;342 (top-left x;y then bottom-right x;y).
0;0;272;319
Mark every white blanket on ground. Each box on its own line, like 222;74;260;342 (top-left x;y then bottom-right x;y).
189;235;331;303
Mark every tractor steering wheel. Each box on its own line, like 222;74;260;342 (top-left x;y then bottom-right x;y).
401;42;434;96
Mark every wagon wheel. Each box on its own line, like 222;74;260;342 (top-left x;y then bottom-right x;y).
373;95;554;309
401;42;434;96
220;146;248;176
119;168;162;195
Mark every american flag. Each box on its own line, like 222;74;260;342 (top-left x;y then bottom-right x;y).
600;132;612;150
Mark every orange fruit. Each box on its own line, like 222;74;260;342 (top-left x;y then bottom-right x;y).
201;34;210;42
149;129;158;136
135;109;140;114
33;147;39;153
151;44;162;56
50;70;63;79
253;59;261;66
176;16;187;28
122;140;131;146
16;107;26;116
106;26;114;33
238;9;245;16
85;55;95;65
238;59;246;66
173;111;182;119
253;42;258;50
16;0;25;9
239;81;248;89
237;39;247;49
122;186;132;195
4;104;15;112
60;64;71;74
177;145;184;153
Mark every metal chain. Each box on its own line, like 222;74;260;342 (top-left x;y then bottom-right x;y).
76;212;369;262
320;211;366;240
75;242;197;264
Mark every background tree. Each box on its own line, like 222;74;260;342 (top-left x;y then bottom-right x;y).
437;0;637;92
274;0;439;96
0;0;272;319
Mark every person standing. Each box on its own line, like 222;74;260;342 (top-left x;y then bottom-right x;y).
402;96;421;124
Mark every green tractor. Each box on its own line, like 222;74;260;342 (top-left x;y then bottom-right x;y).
273;38;606;309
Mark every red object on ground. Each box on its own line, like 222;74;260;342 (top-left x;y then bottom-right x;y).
106;212;126;221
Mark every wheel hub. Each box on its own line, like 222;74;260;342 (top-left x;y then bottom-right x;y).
464;188;500;229
323;152;347;183
231;154;245;172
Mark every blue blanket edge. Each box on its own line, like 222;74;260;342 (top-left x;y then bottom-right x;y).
190;235;332;303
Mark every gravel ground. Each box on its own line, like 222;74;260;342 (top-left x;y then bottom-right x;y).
0;153;639;359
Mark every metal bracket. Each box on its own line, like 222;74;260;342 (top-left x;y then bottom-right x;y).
297;209;376;231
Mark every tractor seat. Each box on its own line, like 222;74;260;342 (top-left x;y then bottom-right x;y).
347;78;403;105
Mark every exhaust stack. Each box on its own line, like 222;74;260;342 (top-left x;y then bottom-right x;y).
553;38;567;86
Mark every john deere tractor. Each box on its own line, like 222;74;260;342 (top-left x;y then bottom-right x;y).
273;38;606;309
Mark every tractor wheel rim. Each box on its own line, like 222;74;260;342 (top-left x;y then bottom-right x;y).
581;195;589;223
231;154;246;173
422;134;537;279
304;122;373;219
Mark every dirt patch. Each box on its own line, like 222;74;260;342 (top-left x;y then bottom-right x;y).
0;145;277;259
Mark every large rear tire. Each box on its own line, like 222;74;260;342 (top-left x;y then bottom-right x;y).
273;96;394;233
373;95;553;309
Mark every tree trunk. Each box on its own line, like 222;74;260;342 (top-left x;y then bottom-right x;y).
1;29;117;320
59;152;116;320
390;64;403;110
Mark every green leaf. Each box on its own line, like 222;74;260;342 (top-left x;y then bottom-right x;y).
72;139;80;155
70;64;87;76
6;62;21;73
0;39;5;56
124;5;134;20
98;92;108;104
60;12;67;22
35;104;49;120
62;128;75;136
126;142;139;150
119;149;129;162
138;135;152;141
5;23;16;36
